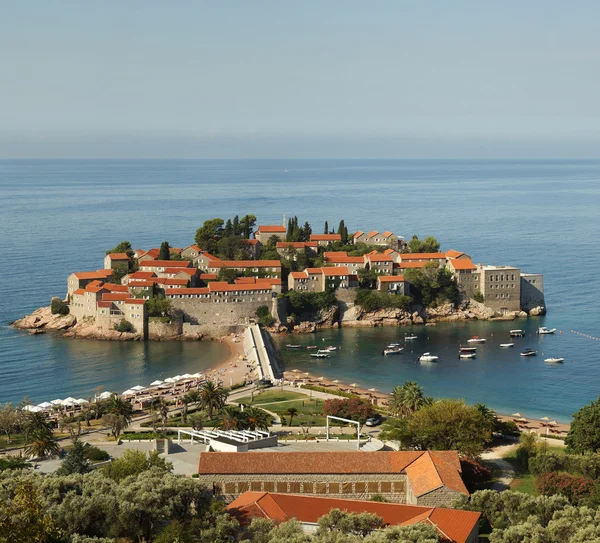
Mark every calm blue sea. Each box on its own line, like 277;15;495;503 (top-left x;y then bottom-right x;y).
1;159;599;420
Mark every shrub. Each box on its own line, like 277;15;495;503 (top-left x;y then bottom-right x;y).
286;290;337;316
258;314;275;327
473;291;484;303
255;305;270;318
322;397;375;423
115;319;134;333
51;298;70;316
355;289;412;312
460;458;492;492
536;471;596;504
84;445;110;462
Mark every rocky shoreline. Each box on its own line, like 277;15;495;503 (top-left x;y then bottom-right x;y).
11;306;203;341
268;300;545;334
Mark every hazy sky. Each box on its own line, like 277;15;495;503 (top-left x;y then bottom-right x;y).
2;1;599;158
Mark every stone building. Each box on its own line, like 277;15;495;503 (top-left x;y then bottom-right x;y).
197;450;468;507
255;225;287;244
324;252;366;274
181;244;202;260
276;241;318;259
103;253;130;270
67;270;114;301
398;252;446;264
205;260;282;277
353;230;401;249
377;275;408;295
241;238;261;259
520;273;545;312
227;492;480;543
477;264;521;312
310;233;341;247
364;252;394;274
138;260;194;273
446;258;480;299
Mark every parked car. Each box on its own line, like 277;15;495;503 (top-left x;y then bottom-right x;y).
365;415;383;427
256;378;273;388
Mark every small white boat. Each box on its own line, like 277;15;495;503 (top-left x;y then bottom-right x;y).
544;357;565;363
405;335;418;340
286;344;301;348
388;343;401;348
510;329;524;337
520;348;537;357
467;336;486;344
419;352;439;362
500;343;514;348
311;350;331;358
306;345;317;350
459;346;477;352
459;352;476;359
538;327;556;335
325;346;337;351
383;348;403;356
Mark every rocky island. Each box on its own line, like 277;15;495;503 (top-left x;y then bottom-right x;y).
12;215;545;340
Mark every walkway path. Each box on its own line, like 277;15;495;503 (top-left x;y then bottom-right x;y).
481;443;517;491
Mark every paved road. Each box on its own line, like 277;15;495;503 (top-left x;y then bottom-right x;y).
481;444;517;491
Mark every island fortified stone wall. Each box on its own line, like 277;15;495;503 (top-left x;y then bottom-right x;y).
520;273;545;312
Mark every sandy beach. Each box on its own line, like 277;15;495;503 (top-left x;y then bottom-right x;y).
282;369;571;439
204;333;254;388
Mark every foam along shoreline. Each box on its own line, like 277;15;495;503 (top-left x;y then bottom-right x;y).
282;370;571;437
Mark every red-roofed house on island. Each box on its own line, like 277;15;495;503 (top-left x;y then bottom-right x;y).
377;275;409;295
67;269;114;300
276;241;318;258
364;251;394;274
310;233;341;247
353;230;402;250
103;252;131;270
227;493;480;542
197;450;469;507
255;224;287;244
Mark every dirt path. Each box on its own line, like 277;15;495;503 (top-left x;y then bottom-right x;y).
481;443;517;491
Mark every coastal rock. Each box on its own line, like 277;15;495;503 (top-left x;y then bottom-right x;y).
13;306;76;331
528;306;546;316
293;321;317;334
64;320;140;341
28;328;46;335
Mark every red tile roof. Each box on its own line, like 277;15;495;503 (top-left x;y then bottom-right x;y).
128;271;157;279
72;270;114;280
310;234;341;241
208;260;281;268
103;284;129;292
276;242;318;248
404;452;467;498
257;225;286;233
73;289;85;295
226;493;480;543
449;259;476;271
242;239;259;245
97;301;112;308
140;260;193;268
140;248;160;259
397;261;429;269
367;230;379;237
157;278;190;286
382;231;393;237
199;273;217;280
402;252;446;260
290;271;308;279
165;288;210;295
445;250;465;259
107;253;130;260
322;266;349;277
235;277;258;284
383;248;397;255
183;244;201;252
199;252;221;261
164;268;196;276
128;280;155;287
326;255;365;264
125;298;146;305
169;248;182;254
378;275;405;282
102;293;129;301
85;285;107;294
366;253;393;262
306;268;323;274
209;282;274;293
353;231;364;239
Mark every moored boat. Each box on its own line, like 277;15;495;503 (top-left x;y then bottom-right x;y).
306;346;317;350
538;327;556;335
325;346;337;351
467;336;486;344
510;330;524;337
500;343;514;348
544;357;565;363
405;335;418;340
310;350;331;358
286;344;301;348
419;352;439;362
383;348;403;356
459;352;476;359
459;346;477;352
520;348;537;357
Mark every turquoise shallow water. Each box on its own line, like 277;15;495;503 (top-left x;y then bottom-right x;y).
0;159;599;418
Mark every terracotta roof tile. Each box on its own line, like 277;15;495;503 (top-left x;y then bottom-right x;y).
107;253;130;260
125;298;146;305
402;252;446;260
164;268;196;275
72;270;113;280
103;284;129;292
199;273;217;280
140;260;193;268
445;250;465;259
128;280;155;287
73;289;85;295
367;230;379;237
97;301;112;308
382;231;393;237
322;266;349;277
353;231;364;239
128;271;157;279
310;234;341;241
208;260;281;268
227;493;480;543
397;261;429;269
378;275;405;282
306;268;323;274
165;287;210;295
326;255;365;264
449;259;476;271
257;225;286;233
404;451;468;498
157;278;190;286
101;293;129;301
290;271;308;279
366;253;393;262
276;241;318;248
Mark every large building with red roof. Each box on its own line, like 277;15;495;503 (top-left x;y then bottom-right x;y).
353;230;403;250
197;450;469;507
227;492;480;543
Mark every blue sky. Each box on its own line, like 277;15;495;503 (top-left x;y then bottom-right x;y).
1;1;599;157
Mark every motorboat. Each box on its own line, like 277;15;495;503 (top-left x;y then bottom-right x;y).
286;344;301;348
538;327;556;335
310;350;331;358
325;346;337;351
467;336;486;344
405;335;418;340
520;348;537;357
510;330;525;337
500;343;514;348
388;343;402;348
419;352;439;362
544;357;565;363
459;346;477;352
383;348;403;356
306;346;317;350
459;352;476;359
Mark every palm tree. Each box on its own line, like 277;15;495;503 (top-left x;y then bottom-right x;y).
286;407;299;426
24;427;60;459
181;390;201;424
245;407;271;431
388;381;428;418
200;381;227;420
218;406;246;431
106;395;133;425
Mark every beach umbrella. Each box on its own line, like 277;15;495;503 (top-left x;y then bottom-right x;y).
180;373;192;379
303;372;310;376
332;379;340;384
24;405;42;412
517;417;528;423
191;372;204;378
368;388;377;392
540;416;550;421
172;375;182;381
122;389;135;396
150;380;164;386
292;369;300;373
164;377;177;384
75;398;88;405
130;385;145;391
37;402;53;409
50;399;64;406
63;397;77;403
62;398;76;407
549;420;559;426
97;391;113;400
512;413;522;417
350;383;357;387
318;377;324;381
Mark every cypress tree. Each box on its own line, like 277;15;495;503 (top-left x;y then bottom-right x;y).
224;219;233;237
324;221;329;234
158;241;170;260
232;215;240;236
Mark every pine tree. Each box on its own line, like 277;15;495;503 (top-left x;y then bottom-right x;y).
224;219;233;237
57;438;90;475
338;220;346;243
302;221;312;242
158;241;170;260
232;215;240;236
324;221;329;234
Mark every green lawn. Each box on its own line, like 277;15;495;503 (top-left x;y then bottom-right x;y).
234;390;306;405
502;445;566;496
0;433;27;450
